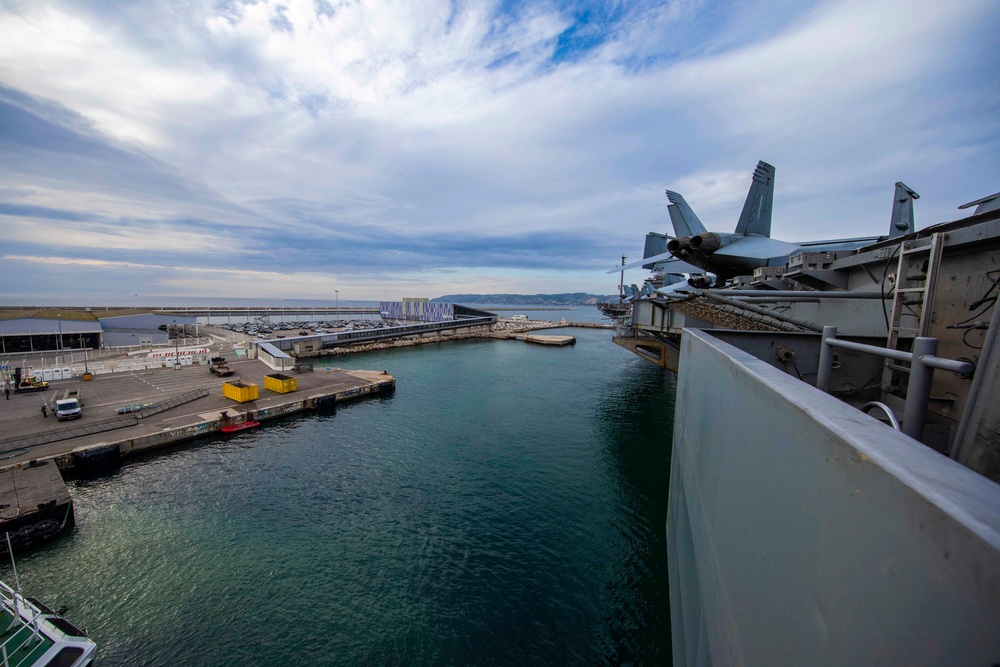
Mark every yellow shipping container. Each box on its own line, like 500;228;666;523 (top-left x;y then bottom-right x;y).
223;381;259;403
264;373;298;394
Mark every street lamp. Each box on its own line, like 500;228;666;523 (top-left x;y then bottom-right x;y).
335;290;339;321
172;319;180;367
80;331;89;374
56;315;63;365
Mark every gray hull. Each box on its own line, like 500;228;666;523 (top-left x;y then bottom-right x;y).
667;329;1000;665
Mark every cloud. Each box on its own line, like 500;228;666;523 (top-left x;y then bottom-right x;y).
0;0;997;299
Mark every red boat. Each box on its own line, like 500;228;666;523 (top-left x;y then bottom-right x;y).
220;420;261;434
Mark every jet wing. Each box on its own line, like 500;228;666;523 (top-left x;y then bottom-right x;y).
608;251;674;272
713;237;800;259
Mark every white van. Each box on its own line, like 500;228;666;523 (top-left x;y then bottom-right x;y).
55;398;82;420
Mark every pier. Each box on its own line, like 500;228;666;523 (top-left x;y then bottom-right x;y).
0;358;394;471
0;358;394;548
519;334;576;346
0;461;74;551
266;315;497;357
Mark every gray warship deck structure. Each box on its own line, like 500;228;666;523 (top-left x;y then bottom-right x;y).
611;176;1000;665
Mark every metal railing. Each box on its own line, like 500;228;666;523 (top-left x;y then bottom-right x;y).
0;390;209;455
816;325;975;440
1;580;44;667
137;389;208;418
0;416;140;453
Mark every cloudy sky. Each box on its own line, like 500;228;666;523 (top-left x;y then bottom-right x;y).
0;0;997;303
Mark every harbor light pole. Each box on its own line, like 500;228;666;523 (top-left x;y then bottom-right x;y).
335;290;339;319
173;319;179;367
619;255;626;299
56;315;64;365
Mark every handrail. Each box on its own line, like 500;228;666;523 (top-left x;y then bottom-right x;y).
822;337;974;374
816;326;975;441
861;402;901;430
708;290;887;299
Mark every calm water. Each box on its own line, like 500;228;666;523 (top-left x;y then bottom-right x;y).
4;328;674;665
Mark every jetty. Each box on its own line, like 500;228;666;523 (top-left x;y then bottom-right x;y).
0;358;393;546
0;359;393;471
519;334;576;346
0;461;74;552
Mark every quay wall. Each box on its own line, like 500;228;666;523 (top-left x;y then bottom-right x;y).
304;321;610;357
56;376;395;469
0;461;76;551
538;322;612;329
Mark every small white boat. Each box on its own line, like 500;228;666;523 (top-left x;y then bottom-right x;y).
0;577;96;667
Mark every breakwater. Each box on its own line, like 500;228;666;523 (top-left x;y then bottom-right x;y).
314;320;611;356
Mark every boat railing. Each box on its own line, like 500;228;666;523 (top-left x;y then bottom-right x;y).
1;583;45;667
816;325;975;441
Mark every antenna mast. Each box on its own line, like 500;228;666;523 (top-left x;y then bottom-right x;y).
619;255;626;299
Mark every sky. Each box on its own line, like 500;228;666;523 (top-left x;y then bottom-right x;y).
0;0;997;303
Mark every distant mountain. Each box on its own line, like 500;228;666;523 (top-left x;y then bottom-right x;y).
432;293;614;306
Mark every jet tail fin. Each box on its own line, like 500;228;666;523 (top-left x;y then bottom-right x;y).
889;182;919;237
642;232;670;269
664;190;707;237
734;161;775;236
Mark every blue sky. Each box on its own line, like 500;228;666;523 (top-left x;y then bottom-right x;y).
0;0;997;302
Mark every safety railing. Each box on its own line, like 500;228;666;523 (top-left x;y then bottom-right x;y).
0;416;139;453
816;325;975;440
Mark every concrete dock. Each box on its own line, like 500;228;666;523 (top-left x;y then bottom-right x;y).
518;334;576;346
0;357;393;549
0;460;75;551
0;357;394;471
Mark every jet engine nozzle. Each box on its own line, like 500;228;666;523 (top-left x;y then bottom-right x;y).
667;236;692;258
687;274;718;289
690;233;723;253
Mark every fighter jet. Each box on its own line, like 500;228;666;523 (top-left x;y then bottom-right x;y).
614;161;918;281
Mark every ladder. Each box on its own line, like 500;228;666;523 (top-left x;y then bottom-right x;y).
882;232;945;392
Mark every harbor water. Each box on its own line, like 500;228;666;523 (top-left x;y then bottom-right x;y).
3;327;674;665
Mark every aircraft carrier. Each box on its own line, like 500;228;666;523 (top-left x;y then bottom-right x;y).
607;165;1000;665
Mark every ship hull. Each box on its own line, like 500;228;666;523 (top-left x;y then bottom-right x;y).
667;329;1000;665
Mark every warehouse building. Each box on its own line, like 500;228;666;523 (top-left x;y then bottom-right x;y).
98;311;197;348
0;309;197;353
